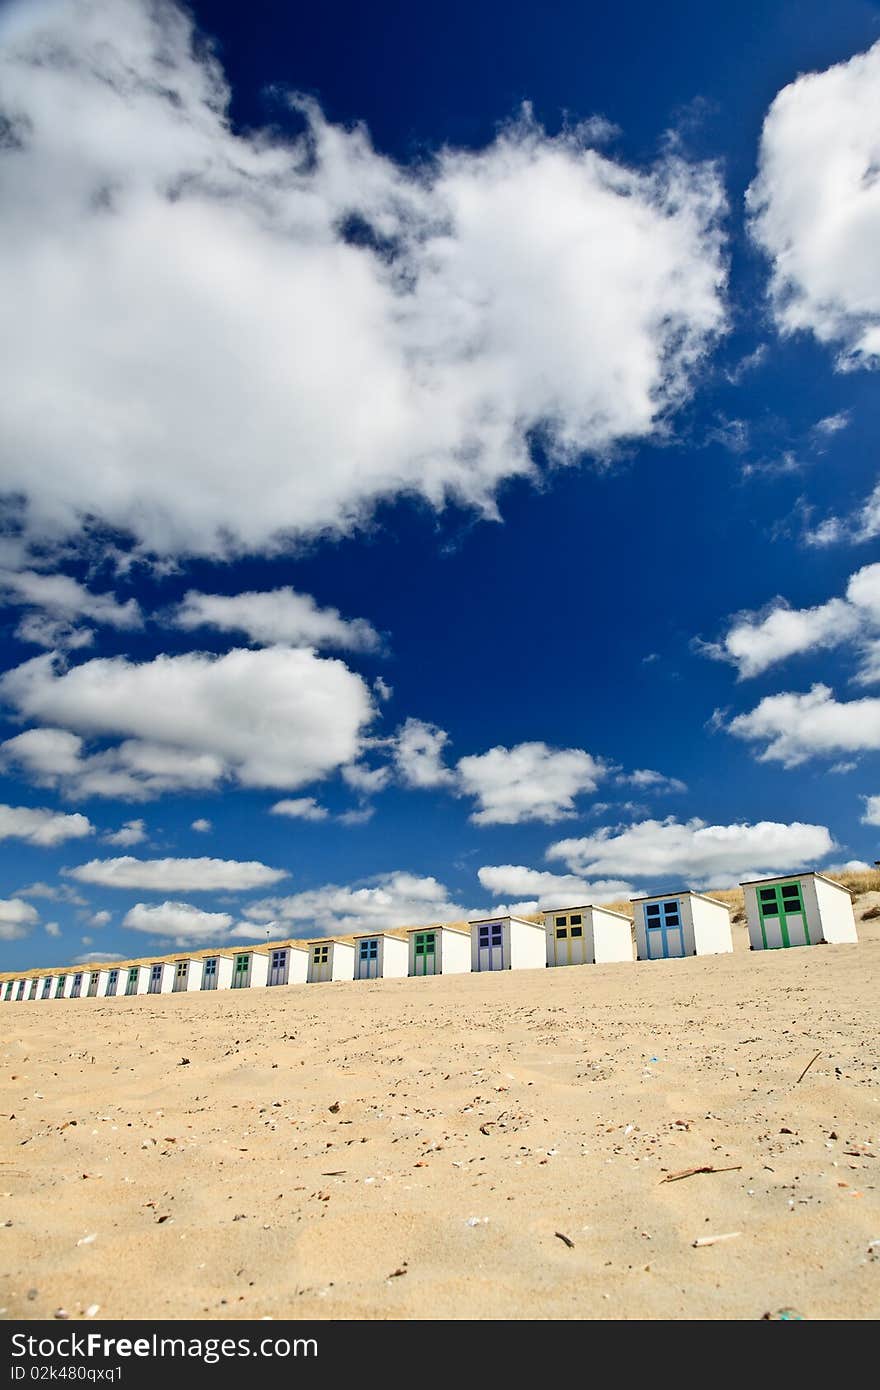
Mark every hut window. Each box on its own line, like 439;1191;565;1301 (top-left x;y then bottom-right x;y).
151;965;162;980
556;928;567;939
571;926;583;938
176;962;187;977
234;955;249;972
204;959;216;975
555;916;566;927
313;946;329;962
478;924;503;946
359;940;378;960
271;950;286;968
570;914;582;926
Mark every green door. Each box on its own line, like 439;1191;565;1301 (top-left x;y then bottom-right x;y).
413;931;437;976
757;881;811;949
232;954;250;988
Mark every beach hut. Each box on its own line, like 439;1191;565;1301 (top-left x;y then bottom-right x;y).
146;959;175;994
229;946;270;990
55;973;72;999
26;976;39;1000
631;891;733;961
741;872;858;951
2;977;16;1002
544;905;635;967
407;922;472;976
68;970;87;999
265;942;309;987
122;962;150;996
307;938;356;983
39;974;55;1000
469;915;548;972
195;951;234;991
86;968;111;997
14;978;27;1001
104;967;121;997
353;930;409;980
170;956;202;992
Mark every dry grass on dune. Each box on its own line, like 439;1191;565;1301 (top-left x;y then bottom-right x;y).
601;872;880;928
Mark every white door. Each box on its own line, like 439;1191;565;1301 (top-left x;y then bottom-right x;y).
268;949;288;986
357;939;379;979
477;922;504;970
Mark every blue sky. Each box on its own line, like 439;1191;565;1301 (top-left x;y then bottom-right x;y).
1;0;880;968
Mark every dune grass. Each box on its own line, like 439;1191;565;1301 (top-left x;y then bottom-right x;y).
599;868;880;924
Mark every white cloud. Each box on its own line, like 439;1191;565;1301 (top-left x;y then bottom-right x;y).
823;859;872;873
244;871;464;935
44;920;61;938
861;795;880;826
728;683;880;765
73;950;125;965
805;479;880;548
0;646;374;795
173;588;380;652
457;742;607;825
393;718;456;789
191;818;212;833
88;910;111;927
813;411;851;437
748;41;880;366
270;798;329;822
341;762;392;795
81;935;92;946
373;677;393;702
16;879;86;905
0;564;141;650
548;815;834;888
476;864;634;908
0;0;726;560
0;802;92;846
337;806;375;826
700;597;859;678
122;900;233;944
0;897;39;940
66;856;287;891
103;818;146;846
620;768;687;793
700;562;880;682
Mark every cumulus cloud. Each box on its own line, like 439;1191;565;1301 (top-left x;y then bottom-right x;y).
270;798;329;822
0;0;726;560
700;562;880;681
748;41;880;366
619;768;687;793
0;802;92;846
0;896;39;940
728;684;880;766
74;950;125;964
0;568;142;649
457;742;607;825
0;646;374;795
173;588;380;652
191;818;212;833
44;920;62;938
476;864;634;908
122;900;233;944
243;871;465;935
393;719;456;789
547;815;834;888
66;856;287;891
103;818;147;846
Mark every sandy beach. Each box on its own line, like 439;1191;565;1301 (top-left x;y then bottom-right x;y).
2;920;878;1322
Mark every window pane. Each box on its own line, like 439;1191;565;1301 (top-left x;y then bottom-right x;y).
570;915;582;926
571;926;583;937
556;928;567;938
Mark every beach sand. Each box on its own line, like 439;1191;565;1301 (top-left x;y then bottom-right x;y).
2;920;878;1321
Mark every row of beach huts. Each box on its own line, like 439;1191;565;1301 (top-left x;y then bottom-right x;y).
0;871;860;1004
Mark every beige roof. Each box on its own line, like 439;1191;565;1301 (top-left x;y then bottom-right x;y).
404;922;470;937
544;904;633;923
351;928;410;942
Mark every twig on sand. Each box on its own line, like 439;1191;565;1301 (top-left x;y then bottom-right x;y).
692;1232;741;1248
796;1051;821;1085
660;1165;742;1183
554;1232;575;1249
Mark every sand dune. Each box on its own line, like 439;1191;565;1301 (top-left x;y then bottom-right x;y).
1;920;878;1321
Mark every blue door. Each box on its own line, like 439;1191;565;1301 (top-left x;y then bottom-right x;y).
70;973;83;998
148;964;163;993
105;970;118;996
268;949;288;986
644;900;685;958
201;958;217;990
477;921;504;970
357;939;379;979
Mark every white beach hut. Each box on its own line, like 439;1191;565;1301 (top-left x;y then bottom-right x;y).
146;959;175;994
122;962;150;996
195;951;234;991
631;891;733;961
469;915;548;972
544;905;635;967
54;972;72;999
307;937;356;983
26;976;39;1000
741;872;858;951
169;956;202;992
68;970;88;999
407;922;472;976
86;968;111;998
265;942;310;987
14;978;27;1001
353;930;409;980
38;974;54;1000
229;945;270;990
1;977;16;1002
103;966;121;997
